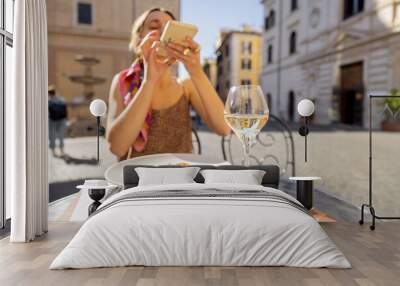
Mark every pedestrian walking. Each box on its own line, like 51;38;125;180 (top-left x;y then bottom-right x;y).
48;85;68;157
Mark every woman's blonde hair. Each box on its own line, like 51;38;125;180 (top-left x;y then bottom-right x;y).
129;7;176;53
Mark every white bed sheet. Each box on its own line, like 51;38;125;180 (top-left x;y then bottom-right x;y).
50;183;350;269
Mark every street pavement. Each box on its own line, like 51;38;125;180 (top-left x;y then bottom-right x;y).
49;130;400;217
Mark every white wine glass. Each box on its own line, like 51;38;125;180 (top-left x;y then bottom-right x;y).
224;85;269;166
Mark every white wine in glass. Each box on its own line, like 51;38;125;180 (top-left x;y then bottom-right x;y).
224;85;269;166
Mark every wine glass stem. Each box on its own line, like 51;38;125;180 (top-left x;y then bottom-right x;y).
242;136;251;166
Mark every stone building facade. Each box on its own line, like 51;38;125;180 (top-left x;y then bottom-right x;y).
202;58;217;89
47;0;180;136
261;0;400;127
215;27;262;102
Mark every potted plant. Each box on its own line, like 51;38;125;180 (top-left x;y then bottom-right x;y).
381;89;400;131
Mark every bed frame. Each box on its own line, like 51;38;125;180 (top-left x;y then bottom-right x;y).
123;165;280;190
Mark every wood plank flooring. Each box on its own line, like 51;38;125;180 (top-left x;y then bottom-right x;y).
0;221;399;286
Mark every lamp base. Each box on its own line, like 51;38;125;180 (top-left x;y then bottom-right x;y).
88;188;106;216
298;126;309;136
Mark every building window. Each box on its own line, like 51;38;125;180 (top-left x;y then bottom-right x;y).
268;45;273;64
266;93;272;111
289;31;297;55
217;65;223;76
241;59;252;70
217;52;223;64
343;0;364;20
78;2;92;25
241;41;252;54
241;79;252;85
1;0;15;229
288;91;295;122
291;0;298;12
265;9;275;30
269;10;275;28
225;44;230;57
225;59;230;74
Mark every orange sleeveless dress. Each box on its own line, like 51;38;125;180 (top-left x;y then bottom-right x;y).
124;96;193;159
118;61;193;160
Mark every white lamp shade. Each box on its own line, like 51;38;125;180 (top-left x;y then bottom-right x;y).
90;99;107;117
297;99;315;117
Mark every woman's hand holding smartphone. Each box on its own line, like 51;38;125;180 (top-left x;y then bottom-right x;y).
159;20;203;76
138;20;203;83
165;37;202;76
137;30;170;84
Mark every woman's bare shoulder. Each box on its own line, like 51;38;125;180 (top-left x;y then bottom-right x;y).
178;78;195;99
112;72;122;86
110;72;122;95
108;72;125;120
108;72;124;109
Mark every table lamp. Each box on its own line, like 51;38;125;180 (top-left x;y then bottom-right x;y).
90;99;107;163
297;99;315;162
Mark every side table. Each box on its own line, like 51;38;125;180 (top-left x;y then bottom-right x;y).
77;181;118;216
87;189;106;215
289;177;321;210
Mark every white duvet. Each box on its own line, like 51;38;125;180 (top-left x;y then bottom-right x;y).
50;183;351;269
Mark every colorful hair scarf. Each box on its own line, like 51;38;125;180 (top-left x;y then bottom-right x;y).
118;60;151;153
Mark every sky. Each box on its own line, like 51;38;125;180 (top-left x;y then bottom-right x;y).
181;0;264;60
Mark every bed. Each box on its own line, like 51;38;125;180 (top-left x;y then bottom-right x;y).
50;165;350;269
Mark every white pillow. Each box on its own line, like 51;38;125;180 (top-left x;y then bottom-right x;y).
135;167;200;186
200;169;266;185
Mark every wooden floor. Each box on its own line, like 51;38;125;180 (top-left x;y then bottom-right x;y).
0;221;399;286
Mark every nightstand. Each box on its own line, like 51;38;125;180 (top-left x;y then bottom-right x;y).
289;177;321;210
77;180;118;216
87;189;106;215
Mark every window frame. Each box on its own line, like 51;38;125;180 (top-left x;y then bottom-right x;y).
289;31;297;55
225;44;229;57
266;93;272;111
291;0;298;12
265;10;275;31
343;0;364;20
269;10;275;28
241;58;252;70
1;0;14;230
264;16;269;30
241;79;252;85
288;90;296;122
241;41;252;54
268;44;273;64
77;2;93;25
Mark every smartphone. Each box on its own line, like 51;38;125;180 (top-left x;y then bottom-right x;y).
160;20;198;46
155;21;198;60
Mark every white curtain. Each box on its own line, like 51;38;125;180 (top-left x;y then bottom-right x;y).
8;0;49;242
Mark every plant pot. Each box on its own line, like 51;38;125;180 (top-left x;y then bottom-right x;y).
381;121;400;131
